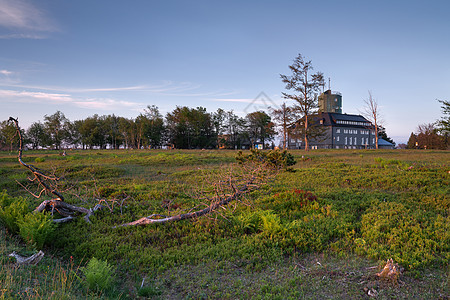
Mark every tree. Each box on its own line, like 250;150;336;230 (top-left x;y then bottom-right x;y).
63;120;82;149
361;91;383;149
416;123;445;149
118;117;136;149
436;99;450;147
166;106;215;149
218;110;246;149
378;126;395;147
436;99;450;133
0;119;20;151
78;115;108;149
43;111;68;150
142;105;165;148
407;132;418;149
26;122;48;149
104;114;122;149
245;111;275;148
270;103;297;149
280;53;324;150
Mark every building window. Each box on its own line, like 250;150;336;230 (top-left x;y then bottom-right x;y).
336;136;340;142
336;129;341;133
361;137;364;145
345;137;347;145
349;137;352;145
366;138;368;145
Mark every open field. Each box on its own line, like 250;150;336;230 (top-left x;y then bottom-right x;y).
1;149;449;299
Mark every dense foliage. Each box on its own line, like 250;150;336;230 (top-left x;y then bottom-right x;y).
0;108;278;151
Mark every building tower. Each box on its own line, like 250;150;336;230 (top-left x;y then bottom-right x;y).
318;90;342;113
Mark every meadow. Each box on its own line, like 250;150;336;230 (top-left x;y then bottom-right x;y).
0;149;449;299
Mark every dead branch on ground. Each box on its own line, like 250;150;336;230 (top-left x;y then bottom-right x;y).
114;150;286;227
8;117;110;223
8;250;45;266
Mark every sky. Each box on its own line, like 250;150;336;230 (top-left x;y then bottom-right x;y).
0;0;449;144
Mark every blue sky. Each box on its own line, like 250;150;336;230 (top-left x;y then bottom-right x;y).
1;0;449;144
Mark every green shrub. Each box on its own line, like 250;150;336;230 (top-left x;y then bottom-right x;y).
17;212;56;249
0;190;29;233
81;257;115;292
260;210;283;238
233;210;264;234
34;157;46;163
235;149;296;170
233;209;282;236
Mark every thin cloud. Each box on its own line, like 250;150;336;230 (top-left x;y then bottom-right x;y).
4;81;236;98
73;98;141;110
0;89;72;103
0;33;48;39
0;0;58;38
0;70;12;76
0;89;141;111
213;98;255;103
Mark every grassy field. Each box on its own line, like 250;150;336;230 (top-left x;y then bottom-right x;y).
0;149;449;299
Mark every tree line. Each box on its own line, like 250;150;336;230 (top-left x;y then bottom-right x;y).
405;99;450;150
0;106;277;151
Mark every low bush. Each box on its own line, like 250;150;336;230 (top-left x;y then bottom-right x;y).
81;257;115;293
17;212;56;249
34;157;46;163
0;190;29;233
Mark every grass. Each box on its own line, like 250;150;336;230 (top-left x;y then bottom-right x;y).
0;148;449;298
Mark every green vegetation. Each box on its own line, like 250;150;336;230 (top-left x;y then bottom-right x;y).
81;257;115;293
0;149;449;298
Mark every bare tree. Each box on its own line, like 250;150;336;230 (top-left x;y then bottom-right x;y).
270;102;297;149
280;53;324;150
361;91;383;149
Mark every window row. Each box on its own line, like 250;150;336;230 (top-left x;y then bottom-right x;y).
336;136;375;145
336;129;373;135
336;120;371;126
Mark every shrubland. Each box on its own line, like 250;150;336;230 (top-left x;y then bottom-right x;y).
0;149;449;299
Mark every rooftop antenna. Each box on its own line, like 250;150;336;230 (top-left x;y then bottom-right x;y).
328;77;331;91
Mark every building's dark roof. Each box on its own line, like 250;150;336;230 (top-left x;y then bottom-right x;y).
377;138;394;146
293;112;373;128
319;112;372;127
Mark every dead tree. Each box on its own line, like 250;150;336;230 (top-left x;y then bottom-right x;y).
361;91;383;149
115;149;292;227
9;117;98;223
